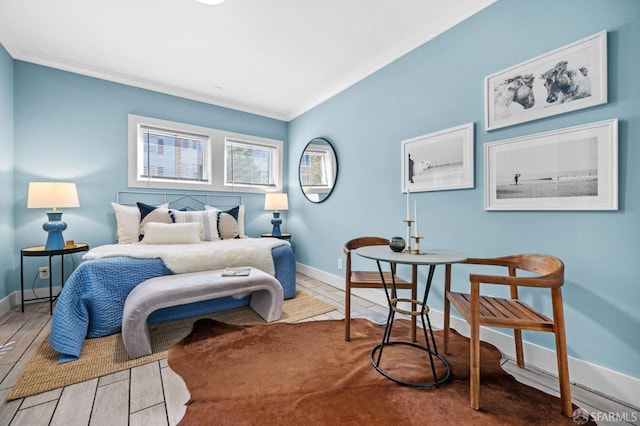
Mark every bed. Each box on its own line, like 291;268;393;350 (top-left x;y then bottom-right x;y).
49;191;296;362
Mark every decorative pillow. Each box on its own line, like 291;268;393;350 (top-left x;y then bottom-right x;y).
137;202;173;241
205;204;246;237
141;222;202;245
111;202;168;244
170;209;220;241
217;206;240;240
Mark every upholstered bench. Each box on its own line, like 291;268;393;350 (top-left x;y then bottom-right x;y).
122;267;283;359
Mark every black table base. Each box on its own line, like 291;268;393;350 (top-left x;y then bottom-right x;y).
370;341;451;388
370;262;452;388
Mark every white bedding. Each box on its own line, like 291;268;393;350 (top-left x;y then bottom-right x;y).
83;238;289;276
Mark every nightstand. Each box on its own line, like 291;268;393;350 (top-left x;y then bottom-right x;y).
261;233;291;242
20;243;89;314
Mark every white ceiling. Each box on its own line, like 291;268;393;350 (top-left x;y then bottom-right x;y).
0;0;495;121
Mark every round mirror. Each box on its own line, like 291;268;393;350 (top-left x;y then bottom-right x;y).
299;137;338;203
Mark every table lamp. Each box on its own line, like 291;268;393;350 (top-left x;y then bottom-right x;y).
27;182;80;250
264;193;288;236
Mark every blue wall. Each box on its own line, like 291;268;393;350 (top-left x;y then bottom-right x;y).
2;0;638;390
11;62;288;291
0;43;15;298
288;0;640;380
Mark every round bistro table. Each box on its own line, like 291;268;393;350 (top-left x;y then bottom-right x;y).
354;245;466;388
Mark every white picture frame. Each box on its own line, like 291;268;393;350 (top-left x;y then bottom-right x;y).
484;119;618;211
401;123;474;193
485;30;607;131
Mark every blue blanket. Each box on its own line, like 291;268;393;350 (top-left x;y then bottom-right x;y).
50;245;296;362
50;257;171;362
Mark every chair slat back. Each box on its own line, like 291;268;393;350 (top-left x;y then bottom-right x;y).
344;236;389;252
467;254;564;288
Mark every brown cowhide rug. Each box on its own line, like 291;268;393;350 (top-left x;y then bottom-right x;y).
168;318;589;425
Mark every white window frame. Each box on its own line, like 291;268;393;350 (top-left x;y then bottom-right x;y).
128;114;283;193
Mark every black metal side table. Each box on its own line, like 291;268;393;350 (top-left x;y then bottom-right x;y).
20;243;89;314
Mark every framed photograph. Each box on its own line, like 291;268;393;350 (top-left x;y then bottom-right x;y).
401;122;474;193
484;119;617;211
485;30;607;131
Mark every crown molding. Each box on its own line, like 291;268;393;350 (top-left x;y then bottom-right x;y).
8;47;289;122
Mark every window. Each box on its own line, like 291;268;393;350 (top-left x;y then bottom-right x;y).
140;126;208;183
300;149;331;187
225;139;277;187
129;115;283;192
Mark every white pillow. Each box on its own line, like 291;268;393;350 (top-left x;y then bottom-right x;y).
217;210;240;239
205;204;246;237
111;202;170;244
141;222;202;245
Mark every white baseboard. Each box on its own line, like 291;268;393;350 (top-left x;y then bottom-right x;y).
0;287;62;317
297;262;640;407
0;293;11;318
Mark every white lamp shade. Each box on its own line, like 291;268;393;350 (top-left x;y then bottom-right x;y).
27;182;80;209
264;193;288;211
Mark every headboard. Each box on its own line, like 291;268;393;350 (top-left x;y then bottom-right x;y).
116;190;243;211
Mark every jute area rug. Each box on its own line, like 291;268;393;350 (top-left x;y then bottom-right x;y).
169;318;592;426
8;290;333;400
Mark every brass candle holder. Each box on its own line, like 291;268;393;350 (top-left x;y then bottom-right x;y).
403;219;414;253
411;235;424;255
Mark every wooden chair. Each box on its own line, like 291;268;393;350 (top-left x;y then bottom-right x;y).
344;237;416;341
444;254;572;416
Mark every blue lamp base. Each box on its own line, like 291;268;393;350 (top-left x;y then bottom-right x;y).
271;212;282;237
43;211;68;251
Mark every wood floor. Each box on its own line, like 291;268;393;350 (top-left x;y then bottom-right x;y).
0;273;638;425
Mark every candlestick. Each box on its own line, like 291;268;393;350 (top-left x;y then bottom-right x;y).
414;200;419;236
406;188;410;221
411;235;424;255
404;219;413;252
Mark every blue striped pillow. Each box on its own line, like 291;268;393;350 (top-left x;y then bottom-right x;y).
170;209;220;241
